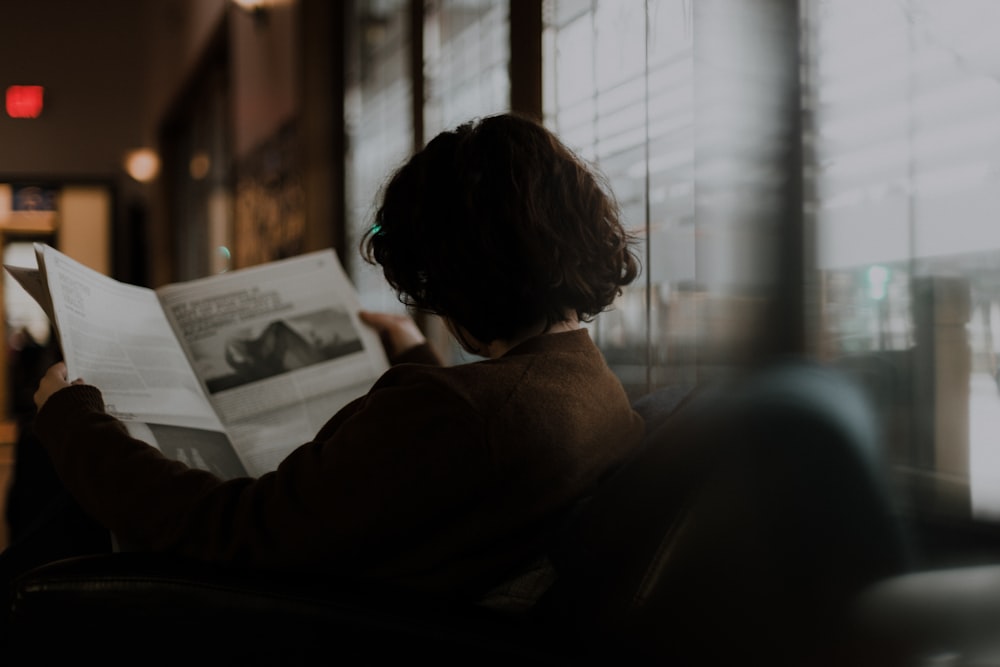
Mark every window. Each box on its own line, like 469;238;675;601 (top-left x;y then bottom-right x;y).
336;0;999;534
805;0;1000;520
344;0;415;313
544;0;800;399
162;49;233;281
423;0;510;138
544;0;695;398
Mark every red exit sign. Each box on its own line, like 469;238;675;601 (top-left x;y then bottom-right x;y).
6;85;44;118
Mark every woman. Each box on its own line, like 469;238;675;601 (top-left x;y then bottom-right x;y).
15;112;644;606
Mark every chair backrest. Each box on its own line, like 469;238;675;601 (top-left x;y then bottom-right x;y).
534;361;912;664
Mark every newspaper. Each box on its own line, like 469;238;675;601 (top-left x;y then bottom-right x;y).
6;244;390;479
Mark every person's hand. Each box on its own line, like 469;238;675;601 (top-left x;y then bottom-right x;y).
359;310;426;358
33;362;85;411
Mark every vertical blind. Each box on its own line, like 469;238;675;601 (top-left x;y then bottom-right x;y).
344;0;414;313
544;0;800;397
544;0;696;397
423;0;510;139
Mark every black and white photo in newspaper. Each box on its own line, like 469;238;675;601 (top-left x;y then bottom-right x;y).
154;249;389;476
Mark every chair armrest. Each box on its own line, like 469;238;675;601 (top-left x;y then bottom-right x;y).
5;553;559;662
852;564;1000;664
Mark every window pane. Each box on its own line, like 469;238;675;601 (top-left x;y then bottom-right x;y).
546;0;795;397
344;0;414;312
423;0;510;138
806;0;1000;521
545;0;696;398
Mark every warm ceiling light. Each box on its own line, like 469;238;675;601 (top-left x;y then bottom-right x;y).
125;148;161;183
189;151;211;180
232;0;268;16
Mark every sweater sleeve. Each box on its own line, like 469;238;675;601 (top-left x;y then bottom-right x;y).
33;386;246;549
32;372;488;570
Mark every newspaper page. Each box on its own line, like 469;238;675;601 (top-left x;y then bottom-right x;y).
5;263;55;324
154;249;390;477
13;245;248;480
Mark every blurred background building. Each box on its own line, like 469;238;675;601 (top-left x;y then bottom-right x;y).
1;0;999;549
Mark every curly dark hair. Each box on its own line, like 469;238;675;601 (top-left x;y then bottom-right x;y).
362;112;640;344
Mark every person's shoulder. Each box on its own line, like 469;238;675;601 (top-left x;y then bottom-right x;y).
504;329;610;374
367;329;609;407
369;358;488;405
501;328;597;357
489;329;626;409
348;361;494;436
368;344;539;413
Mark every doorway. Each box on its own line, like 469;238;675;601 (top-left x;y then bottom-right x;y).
0;181;112;550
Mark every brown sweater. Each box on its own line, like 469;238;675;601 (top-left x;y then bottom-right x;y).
34;328;644;600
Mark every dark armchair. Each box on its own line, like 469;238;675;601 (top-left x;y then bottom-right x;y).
8;360;984;665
